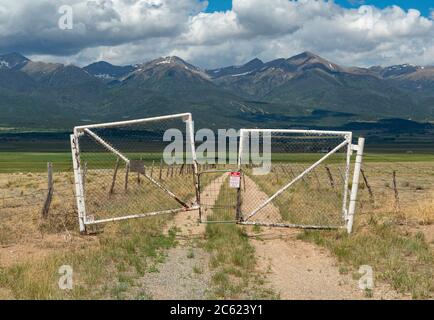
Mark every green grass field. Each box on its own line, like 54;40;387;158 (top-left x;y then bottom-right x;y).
0;151;433;173
0;152;168;173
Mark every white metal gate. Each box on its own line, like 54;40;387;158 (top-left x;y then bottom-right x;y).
70;113;199;233
237;129;364;233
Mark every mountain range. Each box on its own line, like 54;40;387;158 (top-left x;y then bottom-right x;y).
0;51;433;131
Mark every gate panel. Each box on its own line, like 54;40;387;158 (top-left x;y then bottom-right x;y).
71;113;199;233
238;130;352;229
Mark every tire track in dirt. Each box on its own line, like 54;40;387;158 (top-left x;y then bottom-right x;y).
242;174;402;300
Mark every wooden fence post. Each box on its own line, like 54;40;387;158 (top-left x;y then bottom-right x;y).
159;159;163;180
360;169;374;200
109;158;120;195
392;170;400;211
41;162;54;218
124;163;130;193
325;166;335;189
137;157;143;185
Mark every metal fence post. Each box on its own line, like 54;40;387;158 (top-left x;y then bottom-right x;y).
70;134;86;233
186;113;200;210
346;137;365;234
236;173;242;222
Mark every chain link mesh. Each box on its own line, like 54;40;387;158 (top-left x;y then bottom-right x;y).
239;131;350;228
76;116;197;223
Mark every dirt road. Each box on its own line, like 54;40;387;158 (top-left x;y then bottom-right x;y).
242;174;401;300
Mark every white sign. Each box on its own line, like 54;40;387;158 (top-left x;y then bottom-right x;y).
229;172;241;188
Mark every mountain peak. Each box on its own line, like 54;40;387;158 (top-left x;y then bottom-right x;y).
297;51;320;59
140;56;202;74
288;51;328;64
126;55;210;86
287;51;343;72
154;56;184;64
244;58;264;68
0;52;30;69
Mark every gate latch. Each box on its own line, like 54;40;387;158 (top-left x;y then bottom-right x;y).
350;144;360;153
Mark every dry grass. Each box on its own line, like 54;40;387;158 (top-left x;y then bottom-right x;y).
0;166;199;299
396;192;434;225
0;172;76;246
0;217;178;299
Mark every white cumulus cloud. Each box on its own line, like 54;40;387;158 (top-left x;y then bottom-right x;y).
2;0;434;68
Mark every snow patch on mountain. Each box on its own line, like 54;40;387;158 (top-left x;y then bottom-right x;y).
0;60;10;68
231;71;253;77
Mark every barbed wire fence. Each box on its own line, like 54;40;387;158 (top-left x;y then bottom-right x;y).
354;154;434;226
0;163;78;246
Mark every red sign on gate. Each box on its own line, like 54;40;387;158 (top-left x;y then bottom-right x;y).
229;172;241;188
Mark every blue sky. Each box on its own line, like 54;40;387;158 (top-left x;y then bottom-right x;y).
335;0;431;16
204;0;232;12
205;0;432;16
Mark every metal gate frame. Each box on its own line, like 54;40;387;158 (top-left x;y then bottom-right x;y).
236;129;365;233
72;118;364;234
70;113;200;233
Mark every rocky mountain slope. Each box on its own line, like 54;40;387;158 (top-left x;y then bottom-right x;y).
0;51;433;129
